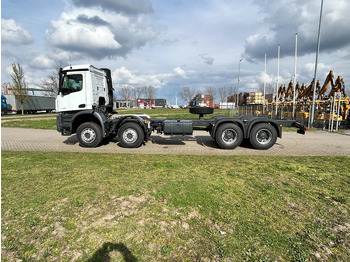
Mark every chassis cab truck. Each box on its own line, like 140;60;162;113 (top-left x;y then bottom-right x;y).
56;65;305;150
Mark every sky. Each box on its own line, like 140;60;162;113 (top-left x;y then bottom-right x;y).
2;0;350;104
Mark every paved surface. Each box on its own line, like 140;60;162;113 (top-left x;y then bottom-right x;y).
2;127;350;156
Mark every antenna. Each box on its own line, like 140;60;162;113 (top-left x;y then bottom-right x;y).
69;55;72;69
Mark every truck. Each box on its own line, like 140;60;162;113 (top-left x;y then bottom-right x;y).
56;65;306;150
4;94;56;114
1;95;8;115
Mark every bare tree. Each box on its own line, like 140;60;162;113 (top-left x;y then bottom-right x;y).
140;85;156;99
227;86;236;96
10;63;29;115
118;86;133;101
258;84;275;95
147;86;156;99
131;87;137;99
42;61;62;96
218;86;228;102
180;86;197;104
140;86;148;99
136;86;144;99
205;86;217;101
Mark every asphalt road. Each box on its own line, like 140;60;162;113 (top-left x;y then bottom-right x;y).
2;127;350;156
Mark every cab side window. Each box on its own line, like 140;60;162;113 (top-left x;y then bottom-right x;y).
62;74;83;93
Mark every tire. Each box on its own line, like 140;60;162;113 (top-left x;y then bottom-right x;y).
249;123;277;150
215;123;243;149
189;107;214;115
118;122;144;148
77;122;103;148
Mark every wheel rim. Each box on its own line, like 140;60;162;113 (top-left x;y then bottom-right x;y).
256;129;272;145
123;128;138;143
81;128;96;143
221;129;238;145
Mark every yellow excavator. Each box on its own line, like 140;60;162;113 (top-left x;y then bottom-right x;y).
294;81;300;100
297;83;307;100
285;80;293;100
318;70;334;99
278;84;286;101
328;76;346;98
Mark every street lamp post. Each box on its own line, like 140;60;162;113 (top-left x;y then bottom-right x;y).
310;0;324;128
237;59;242;114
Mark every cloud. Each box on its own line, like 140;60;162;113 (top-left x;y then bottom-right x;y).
46;8;159;59
244;0;350;61
112;66;168;88
199;54;214;65
47;14;122;58
173;67;186;77
29;55;55;69
1;18;34;45
76;14;109;26
72;0;153;15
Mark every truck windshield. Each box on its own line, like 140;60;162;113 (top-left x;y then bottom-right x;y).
61;74;83;94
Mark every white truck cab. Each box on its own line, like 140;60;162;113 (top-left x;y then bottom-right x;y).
56;65;111;112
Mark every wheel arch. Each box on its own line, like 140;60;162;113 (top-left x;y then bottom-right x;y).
247;119;281;139
212;119;245;139
116;115;149;141
71;110;106;137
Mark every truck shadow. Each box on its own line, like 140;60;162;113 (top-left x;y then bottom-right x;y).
87;242;138;262
150;135;190;145
63;135;79;145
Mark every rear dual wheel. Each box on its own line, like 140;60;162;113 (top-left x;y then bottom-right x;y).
118;122;144;148
215;123;243;149
249;123;277;150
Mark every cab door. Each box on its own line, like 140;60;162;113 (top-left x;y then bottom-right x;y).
56;72;89;112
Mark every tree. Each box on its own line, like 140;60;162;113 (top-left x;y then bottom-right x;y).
146;85;156;99
140;85;156;99
258;84;275;95
227;86;236;96
205;86;217;101
218;86;228;102
10;63;29;115
136;86;144;99
118;86;133;102
42;61;62;96
180;86;197;104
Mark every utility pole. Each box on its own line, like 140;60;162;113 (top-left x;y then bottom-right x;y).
293;33;298;120
275;45;280;118
237;58;242;113
263;53;267;115
310;0;324;128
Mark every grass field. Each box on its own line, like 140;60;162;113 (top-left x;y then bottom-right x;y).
2;151;349;261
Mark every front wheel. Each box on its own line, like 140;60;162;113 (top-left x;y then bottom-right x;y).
77;122;103;148
215;123;243;149
249;123;277;150
118;122;144;148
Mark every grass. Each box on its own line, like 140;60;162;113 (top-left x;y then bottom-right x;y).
2;151;349;261
1;118;57;129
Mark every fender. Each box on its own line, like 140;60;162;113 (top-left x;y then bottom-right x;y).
117;115;150;140
212;118;245;139
71;110;107;137
245;117;282;139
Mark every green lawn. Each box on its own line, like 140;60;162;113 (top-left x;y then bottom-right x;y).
2;151;349;261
